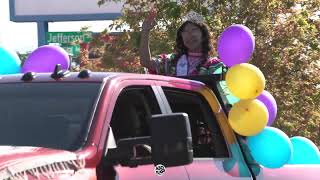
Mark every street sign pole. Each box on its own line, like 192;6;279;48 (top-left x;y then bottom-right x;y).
37;21;48;46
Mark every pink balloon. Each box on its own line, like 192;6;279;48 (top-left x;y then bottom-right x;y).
22;45;70;73
256;90;277;126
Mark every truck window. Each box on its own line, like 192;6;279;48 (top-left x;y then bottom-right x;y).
0;83;101;151
106;86;162;162
110;86;161;140
162;87;229;158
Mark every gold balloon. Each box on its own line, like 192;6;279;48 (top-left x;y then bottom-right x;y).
228;99;268;136
226;63;265;99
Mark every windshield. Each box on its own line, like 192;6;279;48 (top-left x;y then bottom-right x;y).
0;82;101;151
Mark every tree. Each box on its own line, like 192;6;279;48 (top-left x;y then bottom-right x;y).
17;51;31;65
97;0;320;147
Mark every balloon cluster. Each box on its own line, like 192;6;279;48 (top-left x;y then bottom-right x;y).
218;24;276;136
217;24;320;168
0;44;70;76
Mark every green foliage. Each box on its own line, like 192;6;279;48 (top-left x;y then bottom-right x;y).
17;51;31;65
98;0;320;147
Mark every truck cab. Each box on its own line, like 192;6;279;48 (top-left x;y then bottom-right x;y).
0;68;318;180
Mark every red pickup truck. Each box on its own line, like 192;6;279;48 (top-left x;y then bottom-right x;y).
0;67;319;180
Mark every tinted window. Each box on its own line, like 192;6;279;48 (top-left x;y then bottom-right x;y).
0;83;101;151
106;86;161;162
110;86;161;140
163;87;229;158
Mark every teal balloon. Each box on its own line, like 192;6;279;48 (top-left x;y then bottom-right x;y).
247;127;293;169
288;136;320;164
0;46;21;74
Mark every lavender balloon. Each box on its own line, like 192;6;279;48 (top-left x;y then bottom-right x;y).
256;90;277;126
22;45;70;73
217;24;255;67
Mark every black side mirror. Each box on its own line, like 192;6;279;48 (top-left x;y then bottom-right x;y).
104;113;193;168
106;136;153;167
151;113;193;167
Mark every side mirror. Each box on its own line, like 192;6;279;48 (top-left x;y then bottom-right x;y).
104;113;193;168
106;136;153;167
151;113;193;167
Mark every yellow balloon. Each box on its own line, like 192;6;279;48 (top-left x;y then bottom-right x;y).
228;99;268;136
226;63;265;99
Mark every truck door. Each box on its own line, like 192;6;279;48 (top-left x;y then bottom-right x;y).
155;83;254;180
100;83;189;180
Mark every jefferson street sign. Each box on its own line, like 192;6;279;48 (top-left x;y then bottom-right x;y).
46;32;92;44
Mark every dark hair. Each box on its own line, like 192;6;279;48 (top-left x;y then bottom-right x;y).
174;21;212;69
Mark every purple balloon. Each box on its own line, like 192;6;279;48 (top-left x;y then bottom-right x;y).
217;24;255;67
256;90;277;126
22;45;70;73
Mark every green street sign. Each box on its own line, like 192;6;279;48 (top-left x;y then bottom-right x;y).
47;32;92;44
60;44;81;57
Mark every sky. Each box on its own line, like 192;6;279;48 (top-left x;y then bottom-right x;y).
0;0;115;53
